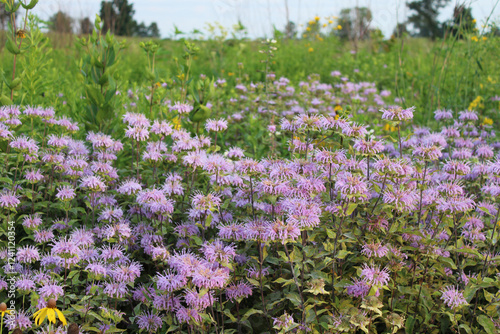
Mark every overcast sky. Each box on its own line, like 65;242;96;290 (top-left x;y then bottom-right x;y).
32;0;500;38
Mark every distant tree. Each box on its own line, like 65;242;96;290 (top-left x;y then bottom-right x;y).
392;22;409;38
49;10;73;33
334;7;372;41
284;21;297;39
134;22;148;37
79;17;93;35
407;0;450;39
99;0;136;36
148;22;160;38
445;4;475;38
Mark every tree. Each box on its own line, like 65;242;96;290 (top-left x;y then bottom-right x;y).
284;21;297;39
392;23;409;38
79;17;93;35
334;7;372;41
99;0;136;36
48;10;73;33
445;4;475;38
148;22;160;38
407;0;450;39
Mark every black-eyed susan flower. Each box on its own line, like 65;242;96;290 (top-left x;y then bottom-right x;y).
32;298;67;326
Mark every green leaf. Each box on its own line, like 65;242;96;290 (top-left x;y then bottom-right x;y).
459;324;472;334
346;203;358;216
242;308;263;321
405;316;415;334
0;177;13;185
6;37;20;55
21;0;38;9
335;250;352;259
438;256;457;270
477;315;496;334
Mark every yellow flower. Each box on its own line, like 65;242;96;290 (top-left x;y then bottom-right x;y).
334;105;343;112
328;20;333;24
483;117;493;126
32;299;67;326
306;27;311;32
471;36;478;42
16;29;26;39
0;302;12;317
228;72;234;76
337;25;342;30
323;23;327;28
314;16;320;21
472;19;477;23
155;82;161;88
172;116;181;130
308;47;314;53
482;36;487;41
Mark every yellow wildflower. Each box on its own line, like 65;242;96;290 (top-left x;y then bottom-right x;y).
334;105;343;112
0;302;12;317
172;116;182;130
228;72;234;76
306;27;311;32
483;117;493;126
33;299;67;326
308;47;314;53
314;16;320;21
471;36;478;42
482;36;487;41
337;25;342;30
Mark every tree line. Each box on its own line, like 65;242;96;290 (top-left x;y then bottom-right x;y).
46;0;160;37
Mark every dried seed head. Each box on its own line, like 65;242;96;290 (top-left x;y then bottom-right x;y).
47;298;57;309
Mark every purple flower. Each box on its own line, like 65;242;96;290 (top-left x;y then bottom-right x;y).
125;125;149;141
458;110;478;121
185;289;216;309
205;118;228;132
25;168;44;183
192;264;230;289
22;213;43;229
381;106;415;121
39;282;64;300
56;185;76;201
361;243;389;258
171;102;193;114
226;282;253;301
136;311;163;332
0;189;20;209
434;109;453;120
80;175;107;192
441;286;467;309
5;309;32;330
353;138;384;155
17;245;40;263
361;264;390;286
346;278;370;298
103;281;129;298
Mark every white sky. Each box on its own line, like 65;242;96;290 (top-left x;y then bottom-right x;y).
31;0;500;38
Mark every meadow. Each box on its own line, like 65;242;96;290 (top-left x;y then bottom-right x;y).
0;6;500;334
